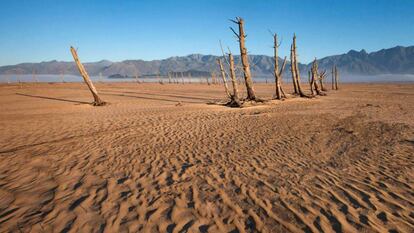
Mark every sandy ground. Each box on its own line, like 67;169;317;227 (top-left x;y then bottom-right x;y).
0;82;413;233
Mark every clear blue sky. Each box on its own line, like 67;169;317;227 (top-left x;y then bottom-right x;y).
0;0;413;66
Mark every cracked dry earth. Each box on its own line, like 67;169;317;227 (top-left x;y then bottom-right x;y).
0;83;413;233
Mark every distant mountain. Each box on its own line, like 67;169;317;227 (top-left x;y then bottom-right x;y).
308;46;414;75
0;46;413;77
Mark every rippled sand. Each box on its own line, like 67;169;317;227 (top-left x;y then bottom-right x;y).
0;82;413;232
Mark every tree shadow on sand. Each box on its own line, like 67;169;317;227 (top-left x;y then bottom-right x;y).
16;93;91;105
100;92;206;104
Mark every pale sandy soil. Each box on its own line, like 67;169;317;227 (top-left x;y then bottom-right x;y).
0;82;413;233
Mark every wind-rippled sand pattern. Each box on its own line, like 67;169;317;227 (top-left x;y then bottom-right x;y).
0;83;413;233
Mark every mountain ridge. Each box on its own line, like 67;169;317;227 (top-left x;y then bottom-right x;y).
1;45;413;77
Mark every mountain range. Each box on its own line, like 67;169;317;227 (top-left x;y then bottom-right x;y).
1;46;413;78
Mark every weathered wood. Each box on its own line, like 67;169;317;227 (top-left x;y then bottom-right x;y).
309;69;315;96
319;70;327;91
273;33;287;100
181;72;184;84
290;44;299;94
228;53;241;107
231;17;257;100
279;58;288;98
217;59;231;98
313;59;321;95
332;66;335;90
292;34;308;97
310;59;326;96
168;72;172;84
335;66;339;90
70;46;105;106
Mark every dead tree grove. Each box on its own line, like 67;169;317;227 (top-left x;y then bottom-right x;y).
70;46;105;106
230;17;257;101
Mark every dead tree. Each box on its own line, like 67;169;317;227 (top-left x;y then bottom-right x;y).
168;72;172;84
217;58;231;98
211;71;217;85
331;66;335;90
230;17;257;100
181;72;184;84
272;33;287;99
310;59;320;95
291;34;309;97
335;66;339;90
319;69;327;91
158;73;163;84
290;45;299;94
319;70;328;91
309;70;314;95
228;53;241;107
70;46;105;106
310;59;326;96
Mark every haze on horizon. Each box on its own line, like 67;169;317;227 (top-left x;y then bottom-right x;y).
0;0;413;66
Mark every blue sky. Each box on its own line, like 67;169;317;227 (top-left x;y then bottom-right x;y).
0;0;413;66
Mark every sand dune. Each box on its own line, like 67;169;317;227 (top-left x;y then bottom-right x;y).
0;83;413;232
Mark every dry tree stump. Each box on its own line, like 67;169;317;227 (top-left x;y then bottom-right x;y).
230;17;257;101
272;33;287;100
70;46;105;106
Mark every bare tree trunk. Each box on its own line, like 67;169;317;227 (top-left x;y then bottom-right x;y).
311;59;326;96
312;58;321;95
231;17;256;100
217;58;231;98
332;66;335;90
292;34;308;97
211;71;216;85
168;72;172;84
272;33;287;100
312;59;320;95
335;66;339;90
70;46;105;106
309;70;315;96
273;34;281;99
290;44;299;94
320;75;327;91
319;70;327;92
228;53;241;107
